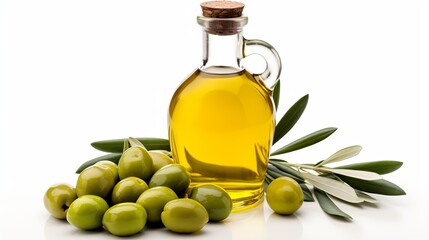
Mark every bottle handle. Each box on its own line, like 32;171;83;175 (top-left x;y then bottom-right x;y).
243;39;282;91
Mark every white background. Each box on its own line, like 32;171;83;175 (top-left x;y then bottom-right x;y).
1;0;428;239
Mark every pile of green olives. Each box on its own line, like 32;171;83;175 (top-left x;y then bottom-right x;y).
43;146;233;237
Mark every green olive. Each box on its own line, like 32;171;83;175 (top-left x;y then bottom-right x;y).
43;183;77;219
95;160;119;182
118;146;153;181
266;177;304;215
136;186;178;224
75;164;116;198
102;202;147;236
111;177;149;204
66;195;109;230
149;164;190;196
189;184;232;222
161;199;208;233
148;151;174;173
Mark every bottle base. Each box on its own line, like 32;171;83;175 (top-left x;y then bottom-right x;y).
231;190;264;213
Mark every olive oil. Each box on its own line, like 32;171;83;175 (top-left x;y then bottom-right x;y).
169;68;275;211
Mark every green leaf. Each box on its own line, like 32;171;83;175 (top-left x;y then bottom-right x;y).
123;139;129;152
269;161;304;181
301;172;363;203
300;183;315;202
335;161;403;175
91;137;170;153
270;127;337;156
314;188;353;220
337;175;406;196
266;168;284;179
75;153;122;173
316;145;362;167
273;94;309;144
272;80;281;110
266;167;305;183
265;173;275;183
265;170;275;179
269;158;288;162
318;167;382;180
128;137;146;149
356;190;378;203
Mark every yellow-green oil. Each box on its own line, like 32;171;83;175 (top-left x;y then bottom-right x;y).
169;68;275;211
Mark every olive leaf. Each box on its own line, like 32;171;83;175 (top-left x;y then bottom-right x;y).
269;161;304;181
316;145;362;167
337;175;406;196
128;137;147;149
335;161;403;175
356;190;378;203
266;167;287;179
270;127;337;156
301;172;363;203
75;153;122;173
273;80;281;110
265;170;276;181
123;139;129;152
314;188;352;220
266;167;305;183
300;183;315;202
273;94;308;144
269;158;288;162
265;173;275;183
317;167;382;181
91;137;170;153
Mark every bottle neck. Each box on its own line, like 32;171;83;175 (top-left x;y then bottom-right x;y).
197;16;248;74
200;31;243;73
200;29;245;74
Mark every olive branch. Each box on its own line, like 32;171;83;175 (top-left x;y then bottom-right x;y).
265;81;405;220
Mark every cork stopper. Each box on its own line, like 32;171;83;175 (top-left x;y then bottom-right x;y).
199;1;246;35
201;1;245;18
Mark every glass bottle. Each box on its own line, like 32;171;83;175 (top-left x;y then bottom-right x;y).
168;14;281;211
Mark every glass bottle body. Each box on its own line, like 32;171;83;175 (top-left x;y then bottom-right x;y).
169;67;274;210
169;16;280;211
